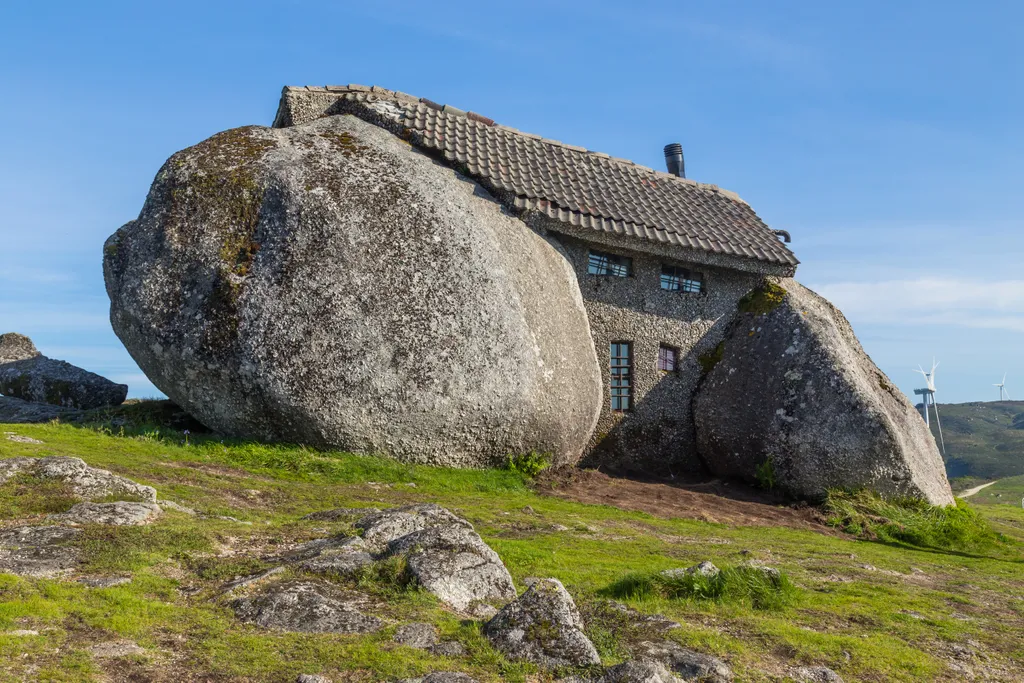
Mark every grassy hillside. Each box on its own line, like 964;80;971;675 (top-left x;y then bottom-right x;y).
0;421;1022;682
927;400;1024;479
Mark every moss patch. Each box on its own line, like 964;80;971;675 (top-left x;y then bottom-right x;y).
697;342;725;374
738;282;787;315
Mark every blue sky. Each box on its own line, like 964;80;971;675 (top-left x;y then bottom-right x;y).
1;0;1021;404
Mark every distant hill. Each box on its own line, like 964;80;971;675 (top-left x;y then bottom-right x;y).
924;400;1024;479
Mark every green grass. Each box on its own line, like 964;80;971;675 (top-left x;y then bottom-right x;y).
823;489;1008;556
606;564;798;611
0;420;1022;682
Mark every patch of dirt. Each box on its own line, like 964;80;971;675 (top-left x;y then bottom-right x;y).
536;467;833;533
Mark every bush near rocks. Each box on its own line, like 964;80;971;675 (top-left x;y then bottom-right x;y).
608;561;796;611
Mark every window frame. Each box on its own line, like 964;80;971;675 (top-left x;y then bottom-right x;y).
657;344;679;373
660;264;704;294
588;250;633;278
609;341;634;412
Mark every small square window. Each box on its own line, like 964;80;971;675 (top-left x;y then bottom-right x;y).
589;250;632;277
658;345;678;373
660;265;703;293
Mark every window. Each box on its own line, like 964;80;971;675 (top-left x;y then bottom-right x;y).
660;264;703;293
658;345;678;373
589;250;632;277
610;342;633;411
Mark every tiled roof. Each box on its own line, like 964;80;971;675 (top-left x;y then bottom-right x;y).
274;85;798;272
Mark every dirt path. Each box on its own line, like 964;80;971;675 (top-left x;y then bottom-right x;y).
536;467;834;533
958;480;998;498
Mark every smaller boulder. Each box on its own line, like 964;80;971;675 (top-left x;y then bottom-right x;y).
429;641;467;657
635;641;732;682
232;580;383;634
300;546;374;578
0;525;82;577
598;660;683;683
484;578;600;669
356;504;473;552
50;501;161;526
4;432;43;444
385;524;517;611
0;334;127;410
788;666;844;683
0;333;39;364
0;396;78;424
393;622;438;649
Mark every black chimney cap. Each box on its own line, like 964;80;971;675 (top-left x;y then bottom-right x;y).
664;143;685;178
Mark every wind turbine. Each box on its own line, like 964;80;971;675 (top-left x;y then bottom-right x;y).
994;373;1011;401
913;359;946;456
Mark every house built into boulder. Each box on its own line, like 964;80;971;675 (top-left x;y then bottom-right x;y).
273;85;798;474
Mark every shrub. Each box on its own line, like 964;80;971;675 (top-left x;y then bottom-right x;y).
754;459;776;491
824;489;1005;554
506;451;551;479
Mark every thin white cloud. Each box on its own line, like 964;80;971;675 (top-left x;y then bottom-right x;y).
812;278;1024;332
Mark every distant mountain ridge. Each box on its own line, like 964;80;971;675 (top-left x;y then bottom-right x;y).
925;400;1024;479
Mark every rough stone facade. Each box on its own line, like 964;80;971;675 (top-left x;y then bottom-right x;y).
550;232;764;474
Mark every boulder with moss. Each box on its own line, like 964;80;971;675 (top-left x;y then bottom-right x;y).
103;115;602;468
0;333;127;410
693;279;954;506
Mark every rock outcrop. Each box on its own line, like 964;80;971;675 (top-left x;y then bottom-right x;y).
0;456;158;503
232;580;383;634
103;115;602;468
694;280;955;506
484;578;600;668
50;501;161;526
0;333;127;410
0;526;82;577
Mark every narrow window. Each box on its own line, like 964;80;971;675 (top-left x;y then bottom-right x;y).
610;342;633;411
658;345;678;373
589;250;632;277
660;264;703;293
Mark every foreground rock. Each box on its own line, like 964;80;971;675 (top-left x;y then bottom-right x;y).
0;333;127;410
788;667;844;683
0;456;157;502
635;641;733;682
51;501;161;526
694;280;955;506
0;526;82;577
484;578;600;668
597;660;683;683
296;505;517;612
104;115;602;468
232;581;383;634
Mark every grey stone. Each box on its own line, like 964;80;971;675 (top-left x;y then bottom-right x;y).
0;333;39;364
5;629;40;636
159;500;197;515
635;641;732;682
285;534;367;562
429;641;467;657
399;674;479;683
788;666;844;683
385;524;517;612
4;432;43;444
0;396;79;424
296;676;332;683
484;578;600;669
356;504;472;551
232;580;383;634
51;501;161;526
78;575;132;588
0;334;127;410
598;660;684;683
0;525;82;577
660;561;719;580
740;560;781;581
221;566;286;594
103;115;602;468
604;601;680;631
33;456;158;502
694;279;955;506
393;622;438;649
299;547;374;577
0;457;39;484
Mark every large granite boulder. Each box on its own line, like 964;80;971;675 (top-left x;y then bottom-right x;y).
103;115;602;467
694;280;954;506
0;333;127;410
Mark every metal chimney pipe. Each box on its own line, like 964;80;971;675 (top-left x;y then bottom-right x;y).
664;143;685;178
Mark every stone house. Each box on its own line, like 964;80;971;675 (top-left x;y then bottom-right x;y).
272;85;799;474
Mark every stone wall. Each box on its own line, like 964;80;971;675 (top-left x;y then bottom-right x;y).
548;233;764;474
